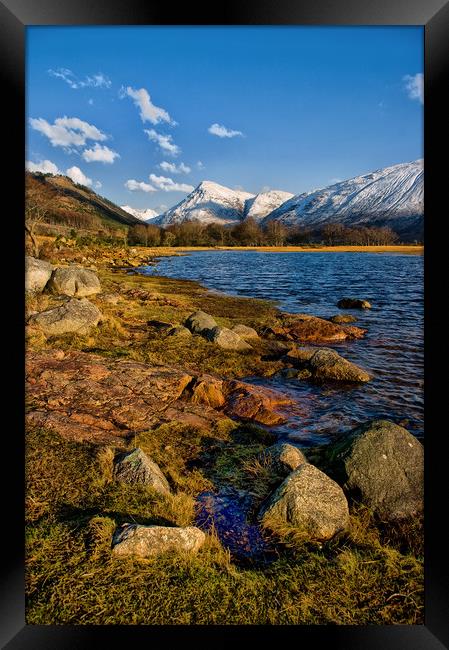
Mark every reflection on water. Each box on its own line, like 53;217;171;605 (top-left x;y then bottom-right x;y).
141;250;423;445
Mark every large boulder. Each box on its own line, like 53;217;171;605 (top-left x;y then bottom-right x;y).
308;348;371;383
327;420;424;521
48;266;101;297
260;464;350;541
185;310;217;334
112;524;206;558
337;298;371;310
25;256;53;293
28;298;102;336
205;326;253;351
113;448;171;495
259;442;307;476
231;324;259;340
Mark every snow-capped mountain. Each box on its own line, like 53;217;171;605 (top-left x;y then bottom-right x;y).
244;190;294;221
120;205;159;222
153;181;254;226
262;160;423;238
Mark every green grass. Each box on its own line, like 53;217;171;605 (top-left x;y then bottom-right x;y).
25;262;424;625
25;424;423;625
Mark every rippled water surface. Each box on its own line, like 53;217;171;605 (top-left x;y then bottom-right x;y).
142;251;424;446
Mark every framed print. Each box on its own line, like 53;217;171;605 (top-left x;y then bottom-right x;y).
1;0;448;647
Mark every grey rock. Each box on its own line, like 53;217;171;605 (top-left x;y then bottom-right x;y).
114;448;170;495
259;442;308;476
205;326;253;351
167;326;192;338
329;314;358;324
337;298;372;309
260;464;350;541
327;420;424;521
309;348;370;383
29;298;102;336
185;310;217;334
112;524;206;558
231;324;260;340
48;266;101;297
25;256;54;293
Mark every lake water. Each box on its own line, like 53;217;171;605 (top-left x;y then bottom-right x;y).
141;250;424;446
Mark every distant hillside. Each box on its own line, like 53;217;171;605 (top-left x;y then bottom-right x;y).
26;172;141;231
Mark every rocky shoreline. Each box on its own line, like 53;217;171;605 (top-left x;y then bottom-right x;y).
25;250;424;624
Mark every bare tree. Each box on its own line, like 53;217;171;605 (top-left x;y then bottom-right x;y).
25;176;54;256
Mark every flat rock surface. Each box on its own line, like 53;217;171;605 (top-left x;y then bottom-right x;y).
26;350;293;442
112;524;206;558
308;348;371;383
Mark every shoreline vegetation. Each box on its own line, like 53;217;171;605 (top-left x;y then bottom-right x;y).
25;236;424;625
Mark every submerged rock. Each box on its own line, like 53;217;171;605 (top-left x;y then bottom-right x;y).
112;524;206;558
29;298;102;336
25;256;54;293
337;297;372;309
48;266;101;297
114;448;171;495
185;310;217;334
259;442;308;476
329;314;358;324
327;420;424;521
260;464;350;541
231;324;260;340
205;326;253;351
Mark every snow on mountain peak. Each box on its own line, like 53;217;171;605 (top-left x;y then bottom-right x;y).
262;160;423;238
120;205;159;222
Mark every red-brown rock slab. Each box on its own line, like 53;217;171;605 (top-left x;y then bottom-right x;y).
270;313;367;343
25;350;294;442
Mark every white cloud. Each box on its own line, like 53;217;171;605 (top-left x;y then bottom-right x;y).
29;116;107;149
48;68;111;89
403;73;424;104
148;174;194;193
159;161;191;174
197;160;205;170
26;159;60;175
125;179;157;193
329;178;343;184
260;185;271;193
120;86;176;126
66;166;92;187
144;129;180;156
95;181;102;189
208;123;243;138
88;98;94;106
82;143;120;164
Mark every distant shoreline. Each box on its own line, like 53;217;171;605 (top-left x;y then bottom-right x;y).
151;245;424;255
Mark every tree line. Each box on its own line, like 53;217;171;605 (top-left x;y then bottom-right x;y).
127;217;402;247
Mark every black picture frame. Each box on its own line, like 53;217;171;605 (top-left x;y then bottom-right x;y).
2;0;448;647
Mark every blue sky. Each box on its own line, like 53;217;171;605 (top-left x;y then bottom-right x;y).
26;26;423;213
